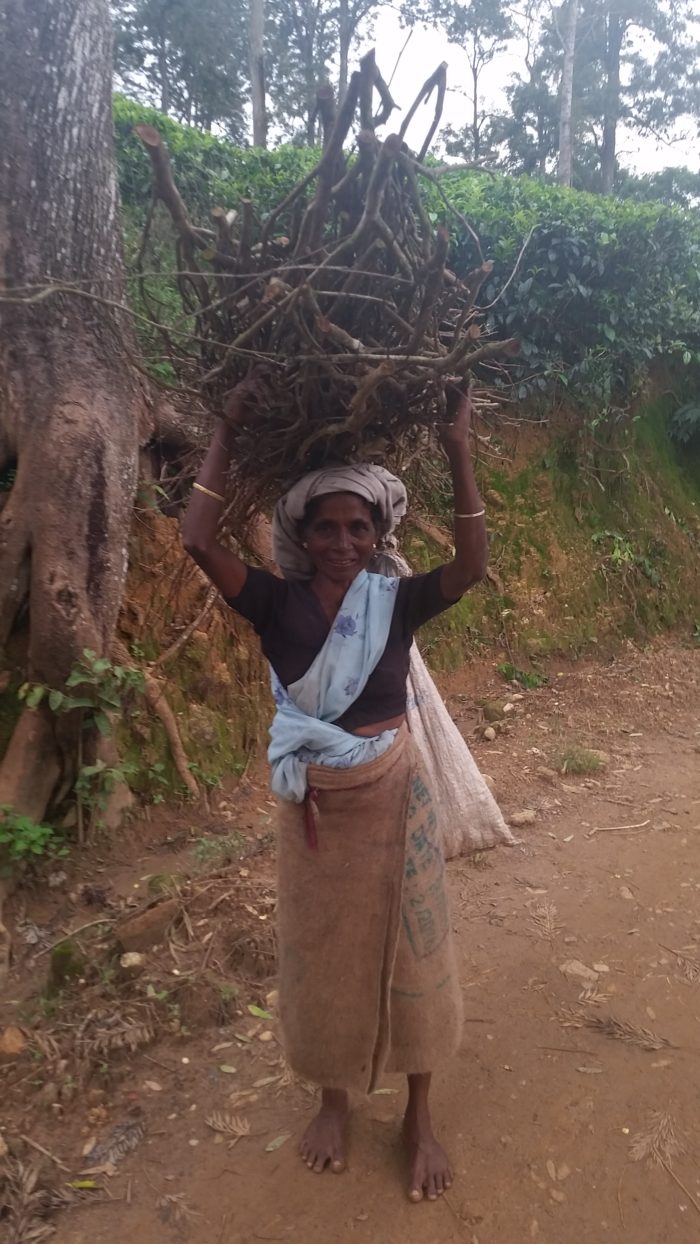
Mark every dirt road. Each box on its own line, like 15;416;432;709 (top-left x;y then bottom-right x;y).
4;642;700;1244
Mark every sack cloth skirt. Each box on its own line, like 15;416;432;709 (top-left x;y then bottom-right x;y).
275;725;463;1094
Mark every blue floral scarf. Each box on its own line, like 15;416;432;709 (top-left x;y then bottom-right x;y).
268;571;400;802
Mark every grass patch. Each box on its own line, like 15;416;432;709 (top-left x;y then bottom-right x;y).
555;744;605;775
497;662;548;689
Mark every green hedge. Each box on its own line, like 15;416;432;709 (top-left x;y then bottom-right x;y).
114;97;700;406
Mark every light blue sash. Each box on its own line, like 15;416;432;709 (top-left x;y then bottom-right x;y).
268;571;400;803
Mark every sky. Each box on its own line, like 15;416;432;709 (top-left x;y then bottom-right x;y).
355;8;699;174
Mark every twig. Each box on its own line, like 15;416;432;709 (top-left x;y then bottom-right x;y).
660;1159;700;1217
479;226;537;311
35;918;112;957
153;585;217;670
586;819;651;838
19;1133;71;1172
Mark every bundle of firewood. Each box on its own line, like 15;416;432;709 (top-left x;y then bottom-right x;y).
136;50;518;518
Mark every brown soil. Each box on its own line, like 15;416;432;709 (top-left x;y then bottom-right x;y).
2;640;699;1244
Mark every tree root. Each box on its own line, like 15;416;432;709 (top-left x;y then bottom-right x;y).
112;640;199;801
143;673;200;800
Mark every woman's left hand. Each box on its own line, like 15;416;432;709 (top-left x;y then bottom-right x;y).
438;384;472;447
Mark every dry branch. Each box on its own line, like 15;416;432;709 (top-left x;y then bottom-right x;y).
134;52;519;523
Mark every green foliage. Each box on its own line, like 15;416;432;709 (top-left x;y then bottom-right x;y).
669;402;700;447
442;172;700;403
114;95;318;219
193;831;247;871
74;760;139;822
0;806;66;874
19;648;144;740
556;744;604;775
497;662;548;689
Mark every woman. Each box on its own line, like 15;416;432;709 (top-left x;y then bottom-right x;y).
182;384;487;1202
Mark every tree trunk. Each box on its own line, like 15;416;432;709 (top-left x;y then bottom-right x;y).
557;0;578;186
248;0;267;147
600;11;623;194
338;0;350;100
471;63;480;161
0;0;142;823
157;27;170;113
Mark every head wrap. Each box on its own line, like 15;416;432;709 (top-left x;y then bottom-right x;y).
272;464;408;581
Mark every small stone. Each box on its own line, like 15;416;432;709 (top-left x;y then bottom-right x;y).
592;963;610;973
483;727;497;742
535;766;557;783
619;885;635;902
503;702;515;715
557;1163;571;1182
546;1159;557;1181
509;809;537;827
0;1025;27;1062
119;951;146;978
559;959;599;986
549;1188;566;1204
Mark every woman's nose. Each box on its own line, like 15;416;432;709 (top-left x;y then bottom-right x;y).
334;527;352;549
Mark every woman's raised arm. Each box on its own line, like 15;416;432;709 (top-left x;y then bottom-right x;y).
182;389;250;600
438;390;489;600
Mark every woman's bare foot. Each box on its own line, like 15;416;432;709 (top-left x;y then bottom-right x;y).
403;1072;453;1202
300;1088;349;1173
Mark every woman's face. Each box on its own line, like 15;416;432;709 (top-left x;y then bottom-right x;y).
302;493;378;584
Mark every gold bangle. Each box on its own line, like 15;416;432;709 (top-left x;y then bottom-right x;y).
193;482;225;504
454;509;485;519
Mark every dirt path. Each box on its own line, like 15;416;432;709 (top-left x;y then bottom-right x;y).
3;642;700;1244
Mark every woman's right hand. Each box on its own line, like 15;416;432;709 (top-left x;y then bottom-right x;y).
222;374;268;428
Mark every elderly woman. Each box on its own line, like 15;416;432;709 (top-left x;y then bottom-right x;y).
183;384;487;1202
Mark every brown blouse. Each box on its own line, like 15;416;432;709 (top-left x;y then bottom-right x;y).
226;566;459;731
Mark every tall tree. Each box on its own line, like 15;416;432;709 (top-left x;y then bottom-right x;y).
265;0;339;142
249;0;268;146
0;0;143;879
556;0;579;184
113;0;249;140
402;0;514;161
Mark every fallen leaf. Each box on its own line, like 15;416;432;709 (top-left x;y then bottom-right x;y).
219;1064;238;1075
265;1133;291;1152
546;1159;556;1181
248;1005;273;1020
144;1080;163;1092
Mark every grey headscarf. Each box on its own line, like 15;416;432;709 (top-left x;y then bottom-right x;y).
272;464;408;581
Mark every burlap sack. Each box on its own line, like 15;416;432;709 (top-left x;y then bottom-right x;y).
276;726;462;1094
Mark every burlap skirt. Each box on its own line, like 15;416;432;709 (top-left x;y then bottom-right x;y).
276;725;463;1094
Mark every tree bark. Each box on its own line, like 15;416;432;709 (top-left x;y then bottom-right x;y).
0;0;143;818
557;0;578;186
600;10;623;194
471;63;480;161
248;0;267;147
338;0;351;100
